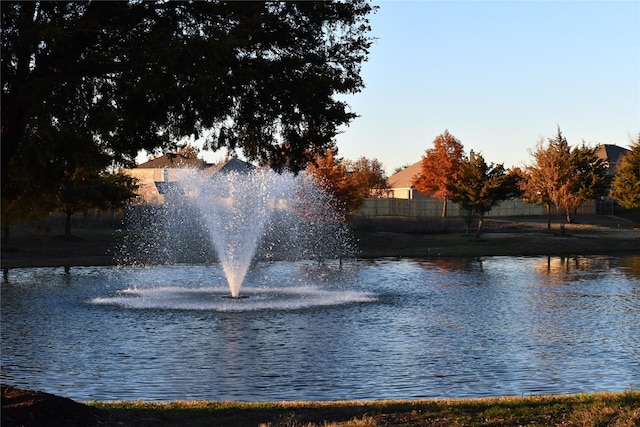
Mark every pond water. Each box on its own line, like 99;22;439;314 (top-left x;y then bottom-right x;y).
2;255;639;402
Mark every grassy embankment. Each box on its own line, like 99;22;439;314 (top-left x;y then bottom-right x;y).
2;214;639;268
88;391;640;426
3;385;639;426
351;215;640;258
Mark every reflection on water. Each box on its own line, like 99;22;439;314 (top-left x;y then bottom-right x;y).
536;256;626;284
1;256;639;402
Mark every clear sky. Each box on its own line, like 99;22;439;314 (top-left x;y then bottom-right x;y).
334;0;640;175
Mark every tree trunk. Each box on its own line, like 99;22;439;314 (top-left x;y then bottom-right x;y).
475;213;484;241
545;204;551;230
441;197;448;218
2;224;9;248
565;208;573;223
64;212;72;239
464;210;473;236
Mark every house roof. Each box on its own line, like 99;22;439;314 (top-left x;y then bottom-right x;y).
595;144;630;175
595;144;629;165
136;153;206;169
387;161;422;189
205;157;255;174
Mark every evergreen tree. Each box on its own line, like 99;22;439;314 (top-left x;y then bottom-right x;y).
447;154;520;240
610;135;640;208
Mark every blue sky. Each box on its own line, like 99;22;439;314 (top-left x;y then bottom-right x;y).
334;0;640;175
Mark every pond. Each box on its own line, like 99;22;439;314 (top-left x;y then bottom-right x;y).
1;255;639;402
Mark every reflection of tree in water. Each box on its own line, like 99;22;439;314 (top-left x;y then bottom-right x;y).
619;256;640;279
417;258;483;272
536;255;634;284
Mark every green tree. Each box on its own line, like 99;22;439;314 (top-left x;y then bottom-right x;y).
570;142;611;213
1;1;375;230
610;135;640;208
447;154;520;240
412;130;465;217
57;168;137;238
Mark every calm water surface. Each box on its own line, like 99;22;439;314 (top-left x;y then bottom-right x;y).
2;255;639;401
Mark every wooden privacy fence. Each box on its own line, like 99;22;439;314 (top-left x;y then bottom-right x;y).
357;198;597;218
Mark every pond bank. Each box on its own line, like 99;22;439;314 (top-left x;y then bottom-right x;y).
2;217;640;268
3;385;639;427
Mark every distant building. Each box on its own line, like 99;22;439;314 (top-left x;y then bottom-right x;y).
595;144;630;175
385;161;427;199
126;155;254;204
136;153;207;170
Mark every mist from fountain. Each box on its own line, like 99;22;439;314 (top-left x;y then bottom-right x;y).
119;167;355;299
181;169;291;298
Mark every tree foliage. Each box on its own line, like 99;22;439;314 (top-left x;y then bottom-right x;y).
447;154;520;240
519;139;556;229
306;151;386;215
412;130;465;217
344;157;389;198
176;143;201;160
59;170;138;238
1;1;375;229
520;128;611;225
610;135;640;209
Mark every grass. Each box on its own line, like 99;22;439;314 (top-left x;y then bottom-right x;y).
2;214;640;268
86;391;640;426
351;215;640;258
1;224;121;268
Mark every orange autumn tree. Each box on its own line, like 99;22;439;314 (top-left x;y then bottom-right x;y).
412;130;465;217
306;149;364;216
344;156;389;199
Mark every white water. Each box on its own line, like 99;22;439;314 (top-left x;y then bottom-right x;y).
150;168;351;298
177;170;285;297
91;284;377;311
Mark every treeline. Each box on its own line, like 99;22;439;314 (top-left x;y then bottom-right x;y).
400;128;640;239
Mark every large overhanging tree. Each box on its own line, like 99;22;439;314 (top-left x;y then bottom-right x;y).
1;1;375;226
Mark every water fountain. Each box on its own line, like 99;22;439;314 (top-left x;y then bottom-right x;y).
117;165;358;303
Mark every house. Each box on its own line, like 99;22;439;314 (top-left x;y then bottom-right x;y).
204;157;255;175
126;155;254;204
385;161;427;199
595;144;630;175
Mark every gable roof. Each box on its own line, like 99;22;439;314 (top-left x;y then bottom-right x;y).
595;144;629;164
136;153;206;169
387;161;422;189
595;144;630;175
205;157;255;174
